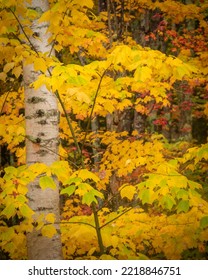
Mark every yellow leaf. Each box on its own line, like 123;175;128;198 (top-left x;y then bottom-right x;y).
78;169;100;182
38;10;51;23
70;224;96;240
111;235;119;248
75;183;92;196
41;224;57;238
176;175;188;188
16;126;25;136
50;160;71;182
76;91;91;104
120;185;137;200
117;99;132;110
135;103;147;114
35;213;45;230
134;66;152;82
0;72;7;81
87;247;97;256
103;101;115;114
32;74;50;90
125;159;132;166
26;8;39;20
74;0;94;8
34;57;47;73
29;163;48;176
17;185;28;195
12;66;22;78
99;254;116;260
109;45;132;66
45;213;56;224
3;62;15;73
0;227;15;242
174;66;190;80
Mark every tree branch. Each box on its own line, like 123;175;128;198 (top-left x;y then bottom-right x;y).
9;8;38;55
81;66;110;151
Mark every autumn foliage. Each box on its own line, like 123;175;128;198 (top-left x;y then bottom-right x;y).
0;0;208;259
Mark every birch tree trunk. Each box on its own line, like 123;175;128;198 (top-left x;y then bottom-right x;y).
23;0;63;259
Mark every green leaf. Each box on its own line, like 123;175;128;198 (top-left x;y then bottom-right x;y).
63;177;82;186
82;189;104;206
16;194;27;204
188;180;202;190
0;204;16;219
200;216;208;229
168;159;178;167
16;165;27;175
0;227;15;241
39;176;57;190
198;145;208;160
4;166;17;176
161;195;175;210
82;192;97;206
60;185;76;196
140;189;150;204
176;189;189;200
19;204;35;218
75;182;92;196
177;200;189;213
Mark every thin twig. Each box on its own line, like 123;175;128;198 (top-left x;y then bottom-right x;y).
9;8;38;55
54;89;85;169
47;220;96;229
99;207;133;229
48;8;70;57
0;91;10;115
81;66;110;151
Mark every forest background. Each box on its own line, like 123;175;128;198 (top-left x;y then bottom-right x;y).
0;0;208;260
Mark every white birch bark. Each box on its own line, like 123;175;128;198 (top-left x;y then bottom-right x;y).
23;0;63;260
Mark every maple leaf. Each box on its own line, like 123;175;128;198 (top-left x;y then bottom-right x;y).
134;66;152;82
119;185;137;201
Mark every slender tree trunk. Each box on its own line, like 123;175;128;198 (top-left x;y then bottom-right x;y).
91;117;100;170
23;0;63;260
